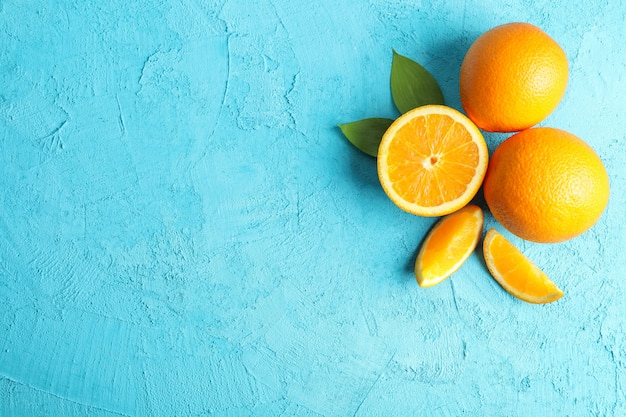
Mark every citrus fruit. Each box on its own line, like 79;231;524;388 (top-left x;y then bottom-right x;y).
377;105;489;217
483;127;609;243
460;22;569;132
483;229;564;304
415;205;484;287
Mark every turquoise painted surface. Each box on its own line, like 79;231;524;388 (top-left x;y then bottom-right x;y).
1;0;625;415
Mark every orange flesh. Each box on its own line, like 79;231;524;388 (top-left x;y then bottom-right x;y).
387;114;481;208
484;229;563;303
418;205;483;285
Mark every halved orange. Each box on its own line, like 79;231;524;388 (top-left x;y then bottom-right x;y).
415;205;484;287
483;229;564;304
377;105;489;217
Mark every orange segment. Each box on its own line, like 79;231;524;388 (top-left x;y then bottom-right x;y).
415;205;484;287
377;105;489;217
483;229;564;304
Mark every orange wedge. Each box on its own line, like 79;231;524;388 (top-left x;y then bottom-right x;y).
483;229;564;304
415;205;484;287
377;105;489;217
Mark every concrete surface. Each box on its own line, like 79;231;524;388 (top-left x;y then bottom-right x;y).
1;0;625;416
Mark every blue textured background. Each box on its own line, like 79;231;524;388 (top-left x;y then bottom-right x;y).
1;0;625;416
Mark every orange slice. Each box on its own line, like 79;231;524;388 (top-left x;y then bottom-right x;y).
377;105;489;217
415;205;484;287
483;229;564;304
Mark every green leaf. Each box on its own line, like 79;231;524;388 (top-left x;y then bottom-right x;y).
338;118;394;157
390;50;445;114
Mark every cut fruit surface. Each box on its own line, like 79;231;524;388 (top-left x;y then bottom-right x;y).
377;105;489;217
483;229;564;304
415;205;484;287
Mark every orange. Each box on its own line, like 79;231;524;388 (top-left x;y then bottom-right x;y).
415;205;483;287
483;229;564;304
460;22;568;132
483;127;609;243
377;105;489;217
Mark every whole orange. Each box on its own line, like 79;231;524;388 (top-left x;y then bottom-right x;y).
483;127;609;243
460;22;569;132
